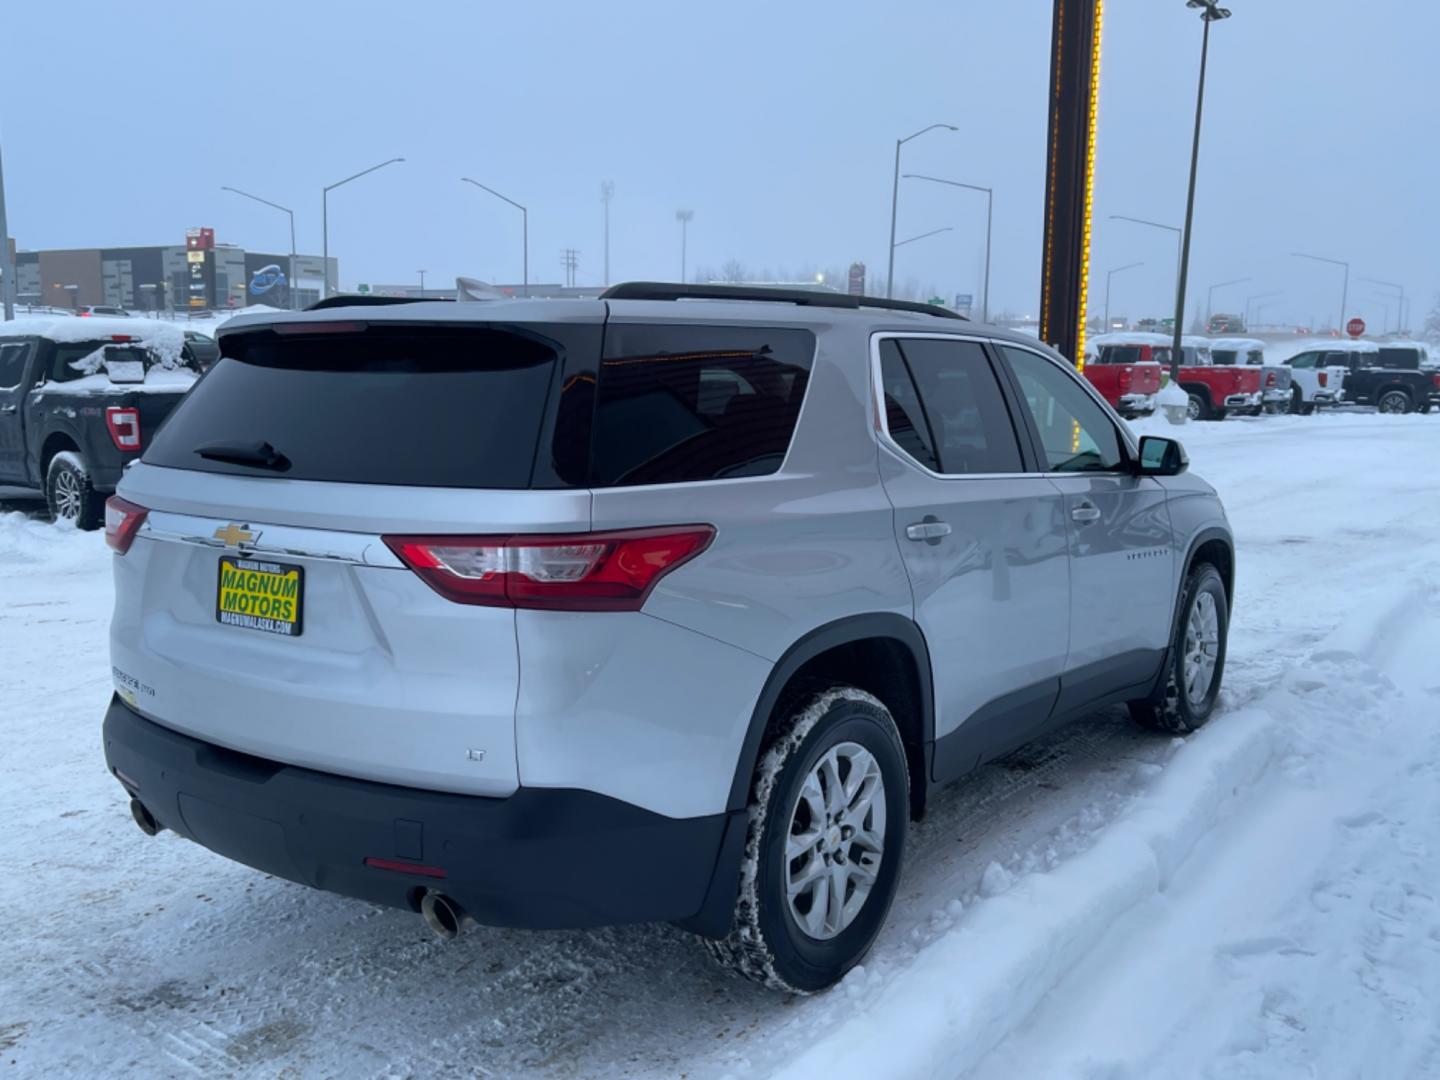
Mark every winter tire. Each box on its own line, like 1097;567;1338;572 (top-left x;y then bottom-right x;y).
704;686;909;994
1129;562;1228;735
46;451;102;531
1377;390;1413;415
1185;392;1205;422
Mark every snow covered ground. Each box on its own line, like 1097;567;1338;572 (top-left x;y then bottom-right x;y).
2;412;1438;1078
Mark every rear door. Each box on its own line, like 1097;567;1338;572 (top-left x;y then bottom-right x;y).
0;339;35;484
995;343;1176;712
114;318;602;797
874;335;1070;777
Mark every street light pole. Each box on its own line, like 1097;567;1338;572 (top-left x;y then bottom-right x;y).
1245;290;1282;329
886;123;958;299
0;139;14;321
461;178;528;297
1104;262;1144;330
675;210;694;283
1205;276;1251;324
1170;0;1230;381
418;270;426;298
220;185;299;310
1360;277;1406;334
903;173;993;321
600;181;614;287
1110;215;1183;318
1292;252;1350;334
322;157;405;298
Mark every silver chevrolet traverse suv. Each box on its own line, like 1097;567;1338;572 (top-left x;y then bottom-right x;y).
103;284;1233;993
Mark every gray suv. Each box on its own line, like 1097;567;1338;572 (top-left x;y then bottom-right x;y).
102;284;1233;993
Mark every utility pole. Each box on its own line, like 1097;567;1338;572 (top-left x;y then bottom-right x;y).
418;269;426;298
0;139;15;320
600;181;614;286
675;210;694;283
561;249;579;289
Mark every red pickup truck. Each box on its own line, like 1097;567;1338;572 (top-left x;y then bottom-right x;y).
1083;334;1163;417
1090;334;1263;421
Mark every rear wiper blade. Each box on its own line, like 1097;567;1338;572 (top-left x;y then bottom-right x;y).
194;440;291;472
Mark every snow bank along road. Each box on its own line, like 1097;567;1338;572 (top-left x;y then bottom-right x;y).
2;412;1438;1079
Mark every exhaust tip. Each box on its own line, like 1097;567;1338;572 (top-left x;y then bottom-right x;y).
420;890;464;941
129;798;162;837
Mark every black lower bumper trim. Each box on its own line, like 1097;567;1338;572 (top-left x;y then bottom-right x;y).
103;696;739;932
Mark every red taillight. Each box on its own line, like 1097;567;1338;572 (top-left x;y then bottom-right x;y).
1318;372;1328;388
1431;374;1440;390
104;496;148;554
1266;372;1277;387
363;857;447;879
384;526;716;612
273;320;368;335
105;406;141;452
110;334;134;343
1118;366;1133;392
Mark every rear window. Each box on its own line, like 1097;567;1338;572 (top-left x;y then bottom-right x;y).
590;323;814;486
1097;346;1142;365
143;326;564;488
1378;347;1419;369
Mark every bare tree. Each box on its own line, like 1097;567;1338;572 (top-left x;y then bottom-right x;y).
1425;294;1440;344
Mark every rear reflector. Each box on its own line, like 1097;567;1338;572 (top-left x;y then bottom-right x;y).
105;406;142;451
384;525;716;612
104;496;149;554
364;857;447;879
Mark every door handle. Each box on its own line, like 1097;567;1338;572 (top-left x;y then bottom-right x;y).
906;519;953;543
1071;502;1101;524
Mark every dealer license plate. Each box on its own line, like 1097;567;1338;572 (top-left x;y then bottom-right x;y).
216;556;304;637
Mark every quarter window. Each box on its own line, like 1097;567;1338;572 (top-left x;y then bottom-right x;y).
1001;346;1124;473
879;338;1023;475
590;324;815;487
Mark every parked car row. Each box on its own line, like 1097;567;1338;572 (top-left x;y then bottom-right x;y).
1085;333;1439;420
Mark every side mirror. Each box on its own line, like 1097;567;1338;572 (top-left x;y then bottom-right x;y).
1136;435;1188;477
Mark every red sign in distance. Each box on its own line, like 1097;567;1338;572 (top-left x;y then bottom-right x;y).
1346;317;1366;338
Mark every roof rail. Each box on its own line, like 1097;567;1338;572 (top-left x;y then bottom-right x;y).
306;294;455;311
599;281;966;321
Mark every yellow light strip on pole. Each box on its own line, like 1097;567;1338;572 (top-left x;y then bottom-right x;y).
1074;0;1103;376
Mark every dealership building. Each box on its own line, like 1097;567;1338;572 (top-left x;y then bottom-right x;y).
10;229;336;312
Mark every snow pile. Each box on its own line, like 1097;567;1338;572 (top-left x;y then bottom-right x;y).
3;315;187;368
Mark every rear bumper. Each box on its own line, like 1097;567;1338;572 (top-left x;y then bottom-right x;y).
1117;392;1156;416
103;696;743;934
1224;391;1263;408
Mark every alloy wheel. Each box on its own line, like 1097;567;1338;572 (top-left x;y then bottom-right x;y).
52;468;82;521
1183;591;1220;705
784;741;886;941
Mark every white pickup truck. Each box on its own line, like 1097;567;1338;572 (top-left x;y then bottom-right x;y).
1281;343;1351;414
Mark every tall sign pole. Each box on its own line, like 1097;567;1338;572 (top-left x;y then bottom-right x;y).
1039;0;1104;368
0;140;16;320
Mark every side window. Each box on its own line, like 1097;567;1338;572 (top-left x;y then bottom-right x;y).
879;340;940;472
0;342;30;390
590;324;815;487
1288;352;1315;369
1000;346;1124;473
890;339;1023;474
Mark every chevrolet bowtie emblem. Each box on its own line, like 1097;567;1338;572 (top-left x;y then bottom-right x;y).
213;523;259;548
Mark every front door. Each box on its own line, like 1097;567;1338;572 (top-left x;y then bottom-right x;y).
0;340;35;485
875;336;1071;780
996;344;1176;714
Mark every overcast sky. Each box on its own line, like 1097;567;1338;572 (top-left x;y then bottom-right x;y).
4;0;1435;331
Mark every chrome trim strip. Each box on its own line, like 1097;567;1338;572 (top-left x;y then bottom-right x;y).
139;510;404;568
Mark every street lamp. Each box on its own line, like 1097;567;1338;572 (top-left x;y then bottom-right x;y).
886;123;958;298
220;185;298;310
600;181;615;287
322;157;404;298
1360;277;1406;334
1168;0;1232;385
418;270;427;299
1104;262;1144;330
1292;252;1349;334
1205;277;1251;324
904;173;993;321
1245;290;1282;329
675;210;694;283
1110;215;1183;303
461;178;528;297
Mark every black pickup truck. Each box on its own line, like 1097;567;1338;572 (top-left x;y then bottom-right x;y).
1323;344;1438;415
0;318;200;528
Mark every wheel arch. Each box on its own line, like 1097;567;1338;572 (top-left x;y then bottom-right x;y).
724;613;935;822
39;429;82;479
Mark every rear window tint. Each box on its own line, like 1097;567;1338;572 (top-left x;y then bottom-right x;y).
143;326;563;488
1378;348;1419;369
590;324;815;486
1097;346;1141;365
